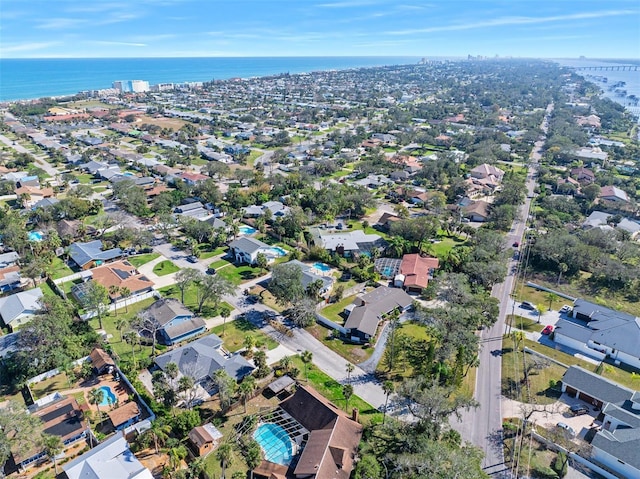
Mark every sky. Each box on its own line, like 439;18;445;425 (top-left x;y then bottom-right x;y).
1;0;639;59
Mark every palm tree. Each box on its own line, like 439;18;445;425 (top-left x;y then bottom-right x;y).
345;362;355;384
220;306;231;336
88;387;105;422
115;318;129;342
238;376;257;413
301;350;313;382
279;355;292;374
188;457;206;479
109;285;121;315
342;384;354;412
168;445;187;470
382;380;395;424
243;334;256;356
123;331;139;369
546;292;558;311
216;442;234;479
120;287;131;313
536;304;546;323
557;262;568;285
42;434;63;476
146;419;171;454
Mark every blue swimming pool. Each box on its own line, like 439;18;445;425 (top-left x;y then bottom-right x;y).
313;262;331;272
28;231;44;242
269;247;287;257
239;225;257;235
98;385;117;407
253;423;294;465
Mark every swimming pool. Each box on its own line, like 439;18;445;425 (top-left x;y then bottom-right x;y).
98;385;117;407
28;231;44;242
239;225;257;235
253;423;294;465
312;262;331;272
269;247;287;257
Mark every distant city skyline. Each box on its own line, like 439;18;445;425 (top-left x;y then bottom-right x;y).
2;0;639;59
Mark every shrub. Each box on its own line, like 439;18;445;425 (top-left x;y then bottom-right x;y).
552;451;568;478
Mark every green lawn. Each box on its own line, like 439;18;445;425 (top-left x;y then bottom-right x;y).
74;173;94;184
306;323;373;364
290;355;383;425
198;246;227;259
430;235;467;258
217;264;266;285
127;253;160;268
30;372;72;400
320;295;356;324
48;257;74;279
211;317;278;352
208;258;231;269
152;260;179;276
513;281;570;313
507;315;543;333
158;284;233;318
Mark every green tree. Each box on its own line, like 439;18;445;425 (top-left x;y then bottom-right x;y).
123;331;140;369
88;387;105;422
301;350;313;382
382;380;395;424
83;281;109;329
197;274;235;313
109;285;121;315
174;268;200;304
289;296;316;327
256;252;268;274
342;384;354;412
0;401;43;467
146;419;172;454
346;362;355;384
216;442;234;479
115;318;129;342
238;376;257;413
42;434;63;476
354;454;382;479
269;263;304;305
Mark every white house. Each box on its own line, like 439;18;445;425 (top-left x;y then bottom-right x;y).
0;288;43;330
228;237;274;265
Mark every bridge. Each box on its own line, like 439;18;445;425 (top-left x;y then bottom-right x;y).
570;65;639;71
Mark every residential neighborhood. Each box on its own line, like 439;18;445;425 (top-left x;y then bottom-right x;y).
0;58;639;479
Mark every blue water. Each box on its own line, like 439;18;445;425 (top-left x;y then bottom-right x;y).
0;56;420;102
28;231;43;242
253;423;294;465
313;262;331;272
239;225;257;235
269;247;287;257
98;385;117;407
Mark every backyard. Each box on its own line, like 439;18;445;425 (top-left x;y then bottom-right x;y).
211;317;279;352
305;323;374;364
158;283;233;318
319;294;356;325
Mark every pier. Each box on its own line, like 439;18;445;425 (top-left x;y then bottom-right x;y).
570;65;639;71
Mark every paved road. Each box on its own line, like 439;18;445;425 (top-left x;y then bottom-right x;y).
0;134;62;178
453;105;552;476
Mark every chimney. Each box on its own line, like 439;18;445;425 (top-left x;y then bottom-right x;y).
351;407;359;423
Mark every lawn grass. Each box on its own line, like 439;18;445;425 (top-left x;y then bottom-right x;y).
319;295;356;324
152;260;179;276
29;372;71;400
158;284;233;319
73;173;94;184
430;234;467;258
127;253;160;268
48;257;74;279
513;280;570;313
211;317;278;352
306;323;373;364
290;355;383;425
208;258;231;269
247;287;286;313
198;246;226;259
217;264;265;285
507;315;543;333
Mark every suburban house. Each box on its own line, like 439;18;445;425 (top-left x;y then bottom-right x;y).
599;185;630;204
582;211;640;238
253;385;363;479
63;430;154;479
155;334;254;390
554;299;640;370
71;260;154;303
174;201;209;219
228;237;274;265
309;228;387;257
242;201;290;218
179;171;209;186
0;287;43;330
394;254;439;293
574;146;608;163
90;347;116;375
188;423;223;457
57;219;97;241
283;260;335;297
13;394;89;472
69;240;123;270
469;163;505;182
570;167;596;184
561;366;640;479
462;200;491;222
343;286;413;343
376;212;401;231
142;298;206;345
0;251;20;268
0;264;22;293
15;185;55;209
107;401;141;431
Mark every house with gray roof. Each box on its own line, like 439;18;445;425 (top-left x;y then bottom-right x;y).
142;298;205;345
309;228;387;257
242;201;289;219
282;260;334;297
343;286;412;343
0;252;20;268
554;299;640;370
0;287;43;331
228;237;273;265
174;201;209;219
155;334;254;388
561;366;640;479
69;240;123;270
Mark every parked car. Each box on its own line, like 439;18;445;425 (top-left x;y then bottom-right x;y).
541;325;554;335
186;255;199;263
206;267;216;275
512;241;520;248
556;422;576;437
569;404;589;416
560;305;572;314
520;301;536;310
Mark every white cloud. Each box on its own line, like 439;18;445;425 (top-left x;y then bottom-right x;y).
386;9;637;35
2;42;61;53
92;41;147;47
36;17;85;30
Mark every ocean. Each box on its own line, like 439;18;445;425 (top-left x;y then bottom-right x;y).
0;56;421;102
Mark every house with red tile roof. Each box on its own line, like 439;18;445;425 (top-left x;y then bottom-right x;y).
397;254;439;293
599;185;630;204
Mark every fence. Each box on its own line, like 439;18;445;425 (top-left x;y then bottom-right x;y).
27;355;89;385
315;312;347;335
525;282;576;301
46;276;67;300
79;290;160;320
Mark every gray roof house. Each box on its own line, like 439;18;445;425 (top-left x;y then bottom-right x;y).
0;287;43;330
242;201;289;218
69;240;123;270
0;252;20;268
309;228;387;257
174;201;209;219
343;286;413;343
155;334;254;386
142;298;206;345
561;366;640;479
555;299;640;371
228;237;273;265
283;260;334;297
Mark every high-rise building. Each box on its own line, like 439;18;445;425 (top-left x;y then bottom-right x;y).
112;80;150;93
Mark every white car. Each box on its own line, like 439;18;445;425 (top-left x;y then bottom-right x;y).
556;422;576;438
559;305;572;314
